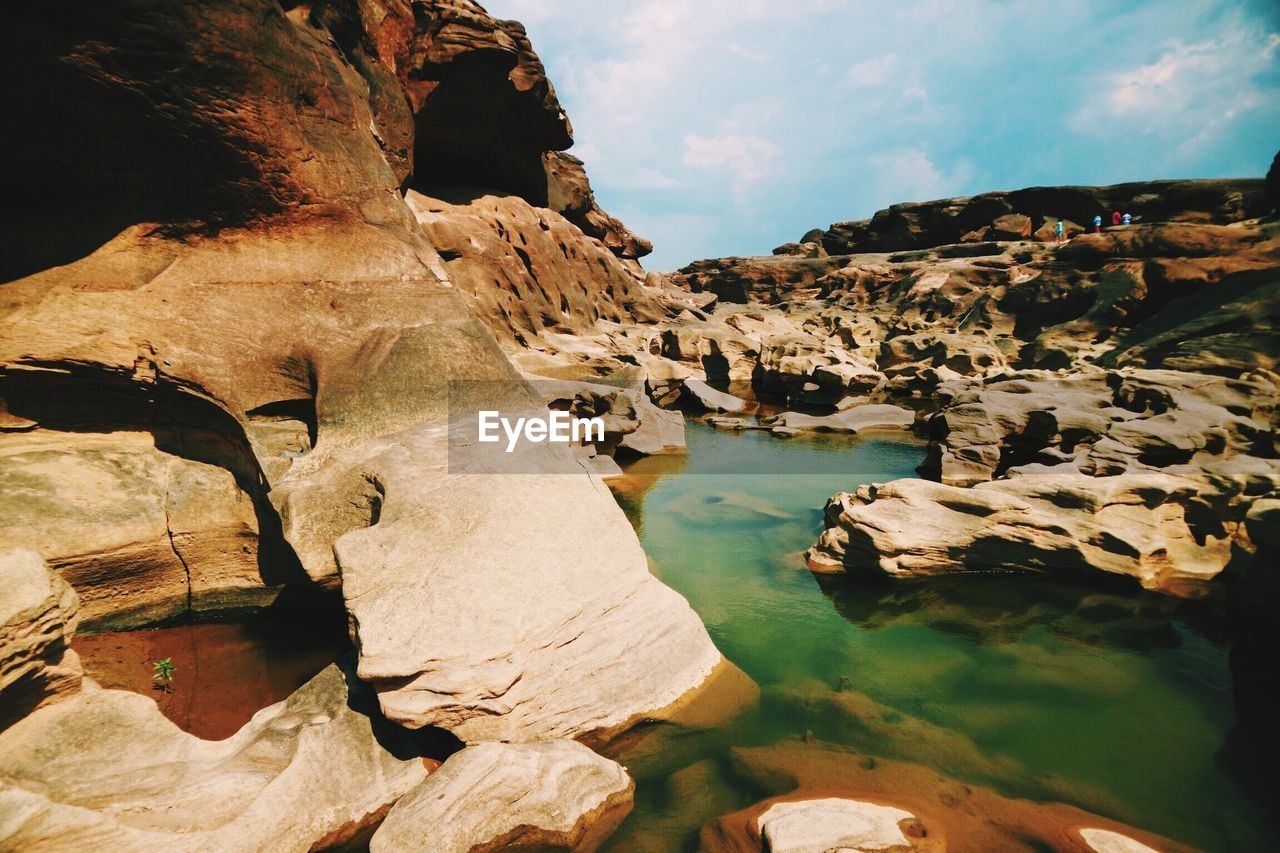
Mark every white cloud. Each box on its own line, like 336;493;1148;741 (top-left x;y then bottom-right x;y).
866;148;972;204
1076;29;1280;157
682;133;781;185
602;167;682;191
847;52;898;87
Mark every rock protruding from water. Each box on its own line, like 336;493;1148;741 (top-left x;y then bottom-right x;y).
700;740;1193;853
370;740;633;852
755;798;923;853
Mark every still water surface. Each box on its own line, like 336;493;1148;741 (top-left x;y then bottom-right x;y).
607;421;1272;851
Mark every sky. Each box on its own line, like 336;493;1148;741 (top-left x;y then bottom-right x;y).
486;0;1280;270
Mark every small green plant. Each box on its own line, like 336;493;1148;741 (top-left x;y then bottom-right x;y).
151;657;176;693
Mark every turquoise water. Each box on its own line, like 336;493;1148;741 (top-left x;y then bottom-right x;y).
606;421;1273;851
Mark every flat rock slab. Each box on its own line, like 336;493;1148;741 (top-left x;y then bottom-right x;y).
757;798;921;853
772;405;915;434
327;425;722;743
682;378;753;413
370;740;633;852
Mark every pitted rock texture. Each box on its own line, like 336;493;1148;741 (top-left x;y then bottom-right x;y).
660;180;1279;598
407;188;666;346
370;739;633;852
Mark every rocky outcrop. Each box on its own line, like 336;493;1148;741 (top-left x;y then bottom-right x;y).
0;550;82;730
673;255;849;304
807;366;1278;593
545;151;653;260
818;179;1268;255
666;179;1278;598
0;0;726;814
406;188;666;346
370;739;633;852
0;662;429;851
0;430;269;631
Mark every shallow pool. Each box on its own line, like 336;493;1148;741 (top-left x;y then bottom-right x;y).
606;421;1273;851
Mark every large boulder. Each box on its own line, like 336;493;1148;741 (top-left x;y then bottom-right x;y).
370;739;633;852
0;431;268;631
806;471;1260;594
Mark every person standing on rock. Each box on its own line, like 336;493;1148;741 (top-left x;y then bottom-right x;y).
1055;218;1066;243
1111;210;1122;226
1122;212;1132;225
1093;214;1103;233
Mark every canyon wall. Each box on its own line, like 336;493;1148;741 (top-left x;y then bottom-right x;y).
0;2;732;847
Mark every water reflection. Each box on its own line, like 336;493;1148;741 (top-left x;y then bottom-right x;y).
607;421;1275;851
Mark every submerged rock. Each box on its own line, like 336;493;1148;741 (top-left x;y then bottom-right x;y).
769;405;915;435
700;740;1191;853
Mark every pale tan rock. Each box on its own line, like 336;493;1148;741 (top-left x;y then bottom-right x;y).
0;550;82;730
756;798;919;853
771;405;915;435
1079;827;1162;853
0;431;265;631
807;472;1248;593
682;379;752;413
370;740;633;853
0;663;428;851
320;424;717;742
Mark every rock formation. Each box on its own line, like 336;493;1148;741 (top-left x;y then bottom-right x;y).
370;740;633;852
0;1;731;848
0;661;430;851
0;550;82;730
818;180;1267;255
656;177;1278;597
700;740;1190;853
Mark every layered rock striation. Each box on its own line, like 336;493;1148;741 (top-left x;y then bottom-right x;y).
1;1;729;848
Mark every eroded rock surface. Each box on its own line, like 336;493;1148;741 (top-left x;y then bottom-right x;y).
654;183;1279;598
754;798;925;853
0;0;726;818
0;662;428;851
0;550;82;730
370;739;633;852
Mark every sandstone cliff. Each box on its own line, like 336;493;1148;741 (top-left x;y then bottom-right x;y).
0;2;731;848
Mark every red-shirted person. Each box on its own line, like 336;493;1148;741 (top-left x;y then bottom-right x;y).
1111;210;1122;226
